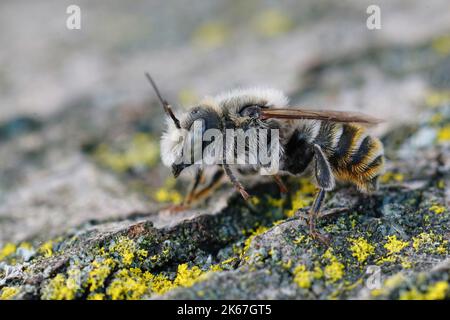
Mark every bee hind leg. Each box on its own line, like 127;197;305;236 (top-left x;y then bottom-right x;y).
308;189;330;245
307;144;336;245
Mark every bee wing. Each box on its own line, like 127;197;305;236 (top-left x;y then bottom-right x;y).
259;107;383;126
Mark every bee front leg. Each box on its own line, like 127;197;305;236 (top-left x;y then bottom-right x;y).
184;169;204;205
164;169;204;213
223;164;251;200
188;169;225;205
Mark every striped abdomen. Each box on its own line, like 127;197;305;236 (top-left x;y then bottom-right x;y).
313;122;384;192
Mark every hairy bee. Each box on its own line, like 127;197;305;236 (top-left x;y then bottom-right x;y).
146;73;384;244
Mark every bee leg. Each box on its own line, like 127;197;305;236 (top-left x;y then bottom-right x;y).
273;175;288;193
318;207;348;219
308;189;330;245
165;169;225;212
164;169;204;213
223;164;251;200
308;144;335;245
188;169;225;204
184;169;204;205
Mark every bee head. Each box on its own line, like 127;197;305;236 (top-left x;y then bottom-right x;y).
161;105;221;177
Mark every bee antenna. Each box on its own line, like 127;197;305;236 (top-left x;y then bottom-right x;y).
145;72;181;129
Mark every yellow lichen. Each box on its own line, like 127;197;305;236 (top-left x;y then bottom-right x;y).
429;204;446;215
0;287;19;300
380;172;404;184
109;236;146;266
293;235;307;245
323;248;345;283
425;90;450;108
267;196;285;208
38;240;54;258
0;243;16;260
149;273;174;295
413;232;433;251
209;264;223;272
42;269;82;300
348;237;375;263
412;232;448;255
87;293;105;300
371;273;405;297
324;260;345;283
285;179;316;217
272;220;284;226
400;257;412;269
249;197;261;206
240;226;269;259
313;265;324;280
94;133;159;173
437;126;450;143
87;258;116;292
154;188;182;204
400;281;449;300
192;22;229;48
430;113;444;125
221;257;237;265
173;264;204;287
282;259;292;270
436;242;448;255
432;35;450;55
106;268;153;300
19;242;33;250
293;264;313;289
252;9;294;37
384;235;409;255
149;263;215;296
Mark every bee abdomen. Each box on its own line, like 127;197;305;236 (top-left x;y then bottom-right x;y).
320;123;384;193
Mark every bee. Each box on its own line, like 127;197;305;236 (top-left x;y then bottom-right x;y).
146;73;384;244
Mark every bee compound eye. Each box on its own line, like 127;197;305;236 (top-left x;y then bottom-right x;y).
239;105;261;118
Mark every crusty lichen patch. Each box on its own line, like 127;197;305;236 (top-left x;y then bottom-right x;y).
399;281;449;300
293;264;314;289
0;243;16;261
38;240;54;258
284;179;316;217
371;271;450;300
93;133;159;173
348;237;375;264
0;287;20;300
322;248;345;283
412;232;448;255
42;269;82;300
37;234;224;300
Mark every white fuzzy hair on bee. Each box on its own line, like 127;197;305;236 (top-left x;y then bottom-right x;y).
211;87;289;111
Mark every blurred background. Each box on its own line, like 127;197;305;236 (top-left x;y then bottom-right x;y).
1;0;450;245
